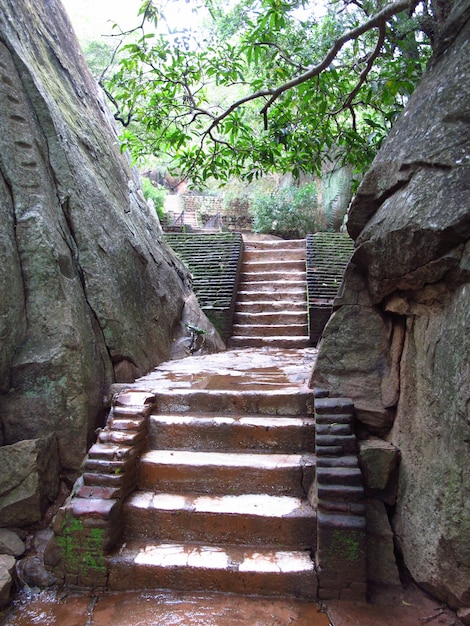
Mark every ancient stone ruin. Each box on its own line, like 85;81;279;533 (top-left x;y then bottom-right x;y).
0;0;469;620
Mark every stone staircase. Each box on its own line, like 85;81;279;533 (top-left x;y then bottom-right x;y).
106;351;319;597
49;349;367;602
229;239;310;349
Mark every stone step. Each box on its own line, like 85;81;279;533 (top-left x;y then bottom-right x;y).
240;271;306;283
231;323;309;337
238;281;306;293
148;414;315;453
316;466;363;486
242;259;305;272
138;450;316;497
244;251;306;264
151;389;312;416
228;336;312;349
235;300;307;313
317;484;364;501
123;492;317;548
234;311;308;325
237;290;306;303
246;239;305;246
108;541;317;598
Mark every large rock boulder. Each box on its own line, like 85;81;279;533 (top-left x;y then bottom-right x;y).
312;0;470;610
0;0;223;483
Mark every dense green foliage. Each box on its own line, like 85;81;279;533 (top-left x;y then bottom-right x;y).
101;0;437;186
140;176;166;221
251;183;322;238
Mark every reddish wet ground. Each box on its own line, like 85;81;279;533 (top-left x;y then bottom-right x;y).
0;583;462;626
1;589;328;625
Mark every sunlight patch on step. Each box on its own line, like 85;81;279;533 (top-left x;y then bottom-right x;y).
135;544;229;569
238;551;314;573
144;449;313;469
152;415;315;428
193;494;304;516
133;544;314;574
129;492;309;516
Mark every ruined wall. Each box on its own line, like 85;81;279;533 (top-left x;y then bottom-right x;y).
0;0;223;511
312;0;470;613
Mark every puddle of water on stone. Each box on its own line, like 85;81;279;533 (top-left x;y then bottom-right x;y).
1;589;330;626
156;367;308;391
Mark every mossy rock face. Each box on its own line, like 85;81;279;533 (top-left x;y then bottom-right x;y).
0;0;220;474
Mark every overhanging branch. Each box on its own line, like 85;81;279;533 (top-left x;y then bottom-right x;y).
259;0;415;117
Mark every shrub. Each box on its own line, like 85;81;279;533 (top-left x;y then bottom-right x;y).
141;177;166;222
251;183;323;239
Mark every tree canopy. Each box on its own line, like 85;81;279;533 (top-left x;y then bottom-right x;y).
100;0;446;186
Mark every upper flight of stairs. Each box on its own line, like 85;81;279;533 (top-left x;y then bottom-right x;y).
229;238;310;349
106;360;318;598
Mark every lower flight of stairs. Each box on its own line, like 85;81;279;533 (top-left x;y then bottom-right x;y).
229;238;310;349
106;387;318;598
48;351;367;601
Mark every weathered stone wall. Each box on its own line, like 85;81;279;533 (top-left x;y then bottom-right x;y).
312;0;470;613
0;0;223;513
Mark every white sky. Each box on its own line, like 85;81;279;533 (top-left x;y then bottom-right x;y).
60;0;204;42
61;0;143;40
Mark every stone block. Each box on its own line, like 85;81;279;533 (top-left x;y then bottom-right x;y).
0;554;15;608
359;438;399;492
0;529;25;557
365;499;401;586
0;435;60;527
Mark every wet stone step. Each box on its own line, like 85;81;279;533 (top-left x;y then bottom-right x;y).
316;434;357;454
235;300;307;313
231;323;309;337
242;259;305;272
318;498;366;515
238;281;306;293
233;311;308;325
316;455;358;468
138;450;316;497
314;411;354;425
241;271;306;282
107;541;317;598
317;484;364;501
151;389;312;417
314;397;354;415
237;290;306;303
148;414;316;453
228;336;311;349
316;466;363;486
245;251;305;259
123;492;317;549
315;422;353;436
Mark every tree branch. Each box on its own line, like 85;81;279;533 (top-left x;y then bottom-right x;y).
259;0;415;116
331;21;386;115
254;41;310;72
172;0;415;138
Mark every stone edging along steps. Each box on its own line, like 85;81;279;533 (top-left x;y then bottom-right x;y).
46;350;366;602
